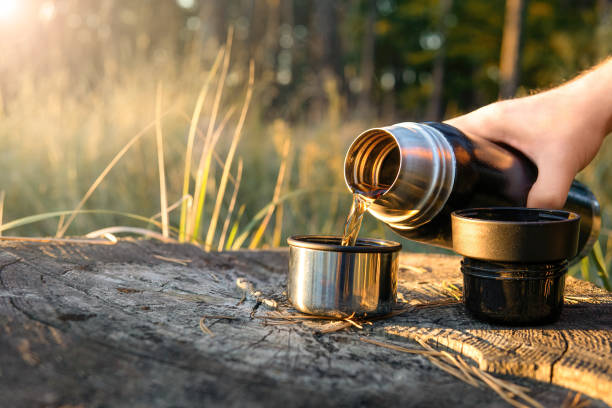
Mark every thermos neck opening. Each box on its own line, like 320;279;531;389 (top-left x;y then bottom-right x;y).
344;128;401;198
344;123;456;229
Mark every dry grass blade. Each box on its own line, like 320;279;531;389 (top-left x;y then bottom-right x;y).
155;82;169;239
454;356;482;388
0;236;116;245
317;321;353;333
225;204;245;249
55;214;65;237
57;108;174;238
272;126;294;247
265;312;339;321
259;299;455;337
564;295;590;304
189;28;234;242
151;195;192;221
86;226;173;242
442;281;463;300
152;254;191;266
176;110;237;186
204;60;255;250
415;338;435;351
360;338;442;356
428;355;478;385
190;104;236;242
414;298;460;308
416;339;475;384
343;315;364;329
400;264;430;274
364;337;541;408
179;48;224;241
218;158;243;251
203;27;234;144
0;190;4;237
202;315;237;320
249;136;290;248
263;302;437;333
264;320;298;326
199;317;214;336
469;366;529;408
478;370;542;408
562;392;591;408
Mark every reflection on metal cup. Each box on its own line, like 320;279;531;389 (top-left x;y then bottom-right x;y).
287;235;401;318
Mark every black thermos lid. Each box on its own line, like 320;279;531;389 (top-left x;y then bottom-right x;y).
451;207;580;262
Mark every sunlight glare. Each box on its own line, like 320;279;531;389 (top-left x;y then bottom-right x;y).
0;0;18;20
39;1;56;21
176;0;195;10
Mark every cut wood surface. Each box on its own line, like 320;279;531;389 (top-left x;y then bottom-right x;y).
0;239;610;407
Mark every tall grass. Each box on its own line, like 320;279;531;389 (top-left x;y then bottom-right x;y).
0;32;363;251
571;136;612;289
0;25;609;289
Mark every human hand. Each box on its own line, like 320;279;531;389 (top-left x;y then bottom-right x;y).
445;60;612;209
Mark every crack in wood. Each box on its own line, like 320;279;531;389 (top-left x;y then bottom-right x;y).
0;254;22;271
57;313;97;322
549;331;569;384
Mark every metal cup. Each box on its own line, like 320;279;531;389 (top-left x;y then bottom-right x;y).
287;235;401;317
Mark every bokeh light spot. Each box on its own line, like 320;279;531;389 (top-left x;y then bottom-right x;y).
420;32;443;51
176;0;195;10
39;1;56;21
0;0;18;20
380;71;395;91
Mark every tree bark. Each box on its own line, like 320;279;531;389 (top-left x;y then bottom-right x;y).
310;0;344;120
499;0;526;99
425;0;454;121
357;0;377;117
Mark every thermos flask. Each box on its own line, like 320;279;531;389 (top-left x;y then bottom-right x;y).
344;122;600;260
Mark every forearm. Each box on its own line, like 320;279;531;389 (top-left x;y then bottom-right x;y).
444;58;612;209
551;58;612;141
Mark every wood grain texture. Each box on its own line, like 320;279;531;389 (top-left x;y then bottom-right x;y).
388;255;612;406
0;240;609;407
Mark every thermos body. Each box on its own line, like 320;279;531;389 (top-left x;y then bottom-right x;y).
344;122;601;260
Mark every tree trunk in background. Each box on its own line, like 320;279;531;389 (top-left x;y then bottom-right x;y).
425;0;453;121
596;0;612;59
311;1;343;81
357;0;376;117
499;0;525;99
259;0;280;76
212;1;228;47
310;0;344;120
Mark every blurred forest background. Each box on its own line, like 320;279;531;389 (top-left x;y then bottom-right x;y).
0;0;611;284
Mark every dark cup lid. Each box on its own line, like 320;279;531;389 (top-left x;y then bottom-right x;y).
451;207;580;262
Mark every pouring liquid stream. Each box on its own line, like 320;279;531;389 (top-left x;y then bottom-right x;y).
341;184;388;246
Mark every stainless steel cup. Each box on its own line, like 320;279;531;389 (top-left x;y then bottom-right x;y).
287;235;401;317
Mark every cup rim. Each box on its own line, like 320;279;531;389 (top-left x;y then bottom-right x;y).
287;235;401;253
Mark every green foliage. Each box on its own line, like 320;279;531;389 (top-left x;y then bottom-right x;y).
570;240;612;290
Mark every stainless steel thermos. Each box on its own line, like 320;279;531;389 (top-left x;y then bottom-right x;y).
344;122;600;260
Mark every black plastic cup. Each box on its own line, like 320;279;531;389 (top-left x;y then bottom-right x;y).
451;208;580;325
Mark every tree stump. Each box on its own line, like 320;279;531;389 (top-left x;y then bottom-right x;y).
0;239;610;407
